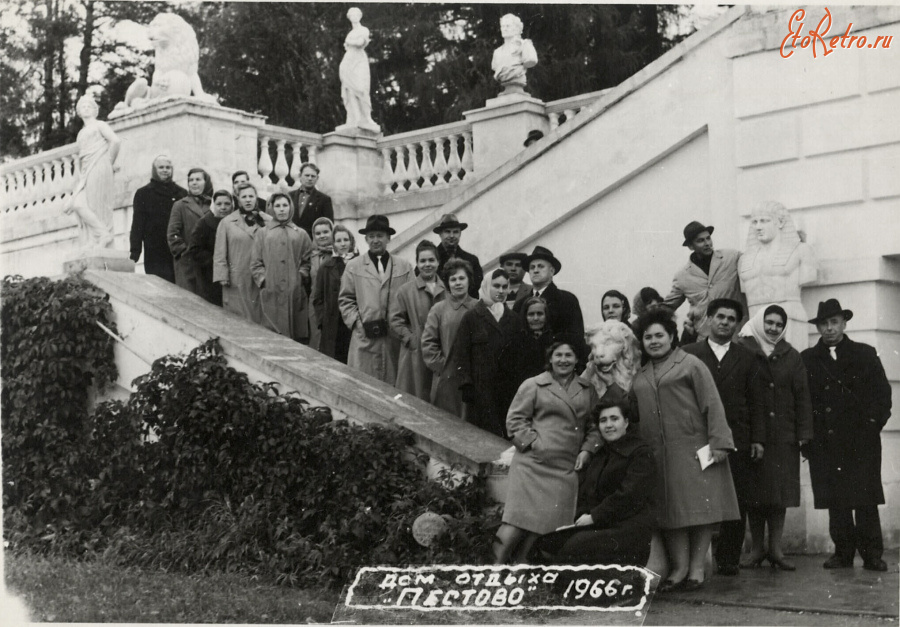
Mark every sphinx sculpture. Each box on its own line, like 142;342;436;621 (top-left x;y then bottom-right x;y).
111;13;218;117
491;14;538;95
739;201;818;349
337;7;380;132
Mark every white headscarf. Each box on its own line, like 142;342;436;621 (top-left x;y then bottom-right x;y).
739;304;788;356
480;269;507;322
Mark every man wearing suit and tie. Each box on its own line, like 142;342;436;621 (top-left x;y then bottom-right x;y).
288;163;335;237
682;298;765;576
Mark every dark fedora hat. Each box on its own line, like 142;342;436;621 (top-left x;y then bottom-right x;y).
499;251;529;265
524;130;544;147
432;213;468;233
359;214;395;235
808;299;853;324
525;245;562;274
682;221;715;247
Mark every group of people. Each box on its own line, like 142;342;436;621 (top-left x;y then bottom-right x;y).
128;159;892;585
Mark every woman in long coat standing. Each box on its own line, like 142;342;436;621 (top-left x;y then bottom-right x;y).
421;259;478;417
308;217;334;350
188;190;233;306
390;240;445;400
632;308;739;591
213;182;270;324
454;269;522;437
168;167;213;294
130;155;186;282
250;193;313;342
495;340;602;563
314;224;357;362
737;305;813;570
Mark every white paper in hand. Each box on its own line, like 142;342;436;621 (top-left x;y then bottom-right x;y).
696;444;714;470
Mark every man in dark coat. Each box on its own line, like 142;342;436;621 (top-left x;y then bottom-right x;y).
801;299;892;572
434;213;483;299
500;251;529;307
287;163;334;237
682;298;765;576
129;155;187;283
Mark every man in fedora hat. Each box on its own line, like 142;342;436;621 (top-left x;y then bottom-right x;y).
433;213;482;298
801;299;892;571
499;251;529;307
513;246;586;363
338;215;413;384
664;221;743;342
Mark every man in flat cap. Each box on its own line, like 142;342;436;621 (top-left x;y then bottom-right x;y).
434;214;483;298
339;214;412;384
499;251;529;308
801;299;892;572
664;221;743;342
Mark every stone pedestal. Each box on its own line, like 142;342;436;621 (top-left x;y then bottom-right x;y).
318;127;384;220
464;93;550;176
63;249;135;274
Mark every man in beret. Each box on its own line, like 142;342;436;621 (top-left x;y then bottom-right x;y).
664;221;743;342
500;251;529;308
433;214;483;298
801;299;892;572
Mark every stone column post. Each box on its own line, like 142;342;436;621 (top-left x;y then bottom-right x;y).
317;128;384;222
463;93;550;178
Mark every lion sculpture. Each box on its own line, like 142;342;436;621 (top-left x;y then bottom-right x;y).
583;320;641;400
111;13;217;117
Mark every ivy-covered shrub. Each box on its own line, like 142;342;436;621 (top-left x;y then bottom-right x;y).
1;274;118;553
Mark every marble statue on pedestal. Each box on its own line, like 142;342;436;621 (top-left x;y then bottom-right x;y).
337;7;381;133
739;201;818;349
64;93;118;248
110;13;218;118
491;14;538;95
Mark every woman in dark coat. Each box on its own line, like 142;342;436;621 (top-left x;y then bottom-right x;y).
454;269;522;438
188;189;234;307
129;155;186;282
167;167;213;294
498;297;555;416
737;305;813;571
533;398;657;566
314;224;357;363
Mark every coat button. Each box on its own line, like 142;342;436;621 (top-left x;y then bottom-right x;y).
769;383;775;389
826;407;831;413
828;429;834;435
825;386;830;390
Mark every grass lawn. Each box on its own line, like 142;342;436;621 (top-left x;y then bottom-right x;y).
4;551;340;623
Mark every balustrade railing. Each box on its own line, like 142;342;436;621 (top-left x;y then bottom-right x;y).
378;121;474;195
256;125;324;190
545;88;610;131
1;143;80;216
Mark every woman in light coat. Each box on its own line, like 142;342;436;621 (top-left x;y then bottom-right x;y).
213;182;270;324
632;308;739;592
494;340;602;564
390;240;445;400
421;259;478;417
168;167;213;294
250;193;313;342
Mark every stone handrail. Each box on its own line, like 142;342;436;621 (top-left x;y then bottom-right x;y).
378;121;474;195
1;143;80;215
257;124;324;190
545;88;611;130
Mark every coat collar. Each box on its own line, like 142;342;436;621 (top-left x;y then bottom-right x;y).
446;295;477;311
682;249;724;276
603;430;648;457
474;300;502;330
182;195;209;218
224;211;263;236
638;347;687;385
535;371;590;415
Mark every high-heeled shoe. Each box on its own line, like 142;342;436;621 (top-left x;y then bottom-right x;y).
739;554;767;569
767;554;796;571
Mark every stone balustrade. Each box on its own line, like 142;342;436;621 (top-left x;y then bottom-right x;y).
378;121;474;195
545;88;611;130
256;125;324;192
1;143;80;217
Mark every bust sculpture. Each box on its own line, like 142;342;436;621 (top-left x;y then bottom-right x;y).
64;93;119;248
110;13;217;117
583;320;641;399
491;14;538;95
337;7;380;133
739;201;818;349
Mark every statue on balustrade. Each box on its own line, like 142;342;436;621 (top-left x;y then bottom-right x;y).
110;13;218;118
491;14;538;95
338;7;381;133
65;93;119;248
739;201;818;350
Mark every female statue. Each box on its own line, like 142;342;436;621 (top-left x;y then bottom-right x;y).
338;7;380;132
65;93;119;248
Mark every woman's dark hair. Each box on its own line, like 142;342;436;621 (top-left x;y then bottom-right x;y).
489;268;510;281
231;170;249;184
187;167;214;198
544;340;577;371
764;304;788;325
640;287;662;305
634;308;678;345
442;258;474;287
595;396;632;422
415;240;438;261
601;290;632;323
212;189;234;203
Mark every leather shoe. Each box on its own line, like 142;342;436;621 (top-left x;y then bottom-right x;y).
823;555;854;569
717;564;740;576
767;554;796;571
656;579;684;593
679;578;704;592
863;558;888;572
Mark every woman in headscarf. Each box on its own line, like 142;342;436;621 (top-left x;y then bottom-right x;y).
308;217;335;350
737;305;813;571
214;182;270;324
187;190;233;307
130;155;187;282
601;290;632;329
454;268;522;438
497;296;556;416
167;167;213;294
314;223;357;362
250;193;313;343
